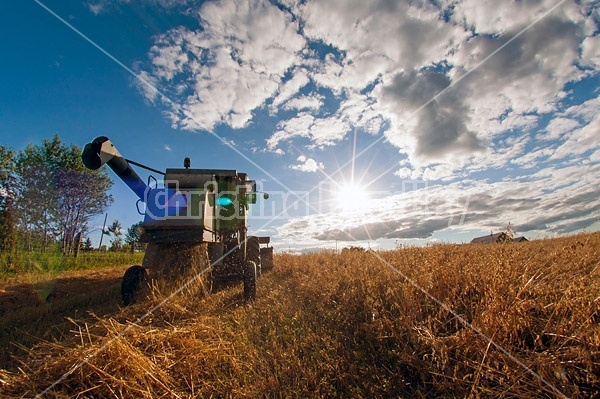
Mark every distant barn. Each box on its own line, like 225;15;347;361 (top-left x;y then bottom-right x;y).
470;232;528;244
470;232;509;244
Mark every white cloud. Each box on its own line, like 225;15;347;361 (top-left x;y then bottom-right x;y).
139;0;596;176
308;115;351;148
267;110;351;150
546;96;600;160
153;0;190;7
289;155;324;173
267;93;384;151
297;0;467;83
149;30;189;80
394;167;415;179
267;113;313;150
290;1;590;179
134;70;160;103
270;69;310;112
87;2;106;15
511;147;554;168
282;94;323;112
563;95;600;122
552;115;600;160
336;93;384;135
141;0;306;131
449;0;584;34
542;117;580;141
581;35;600;68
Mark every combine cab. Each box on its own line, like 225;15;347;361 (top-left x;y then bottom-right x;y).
82;136;272;304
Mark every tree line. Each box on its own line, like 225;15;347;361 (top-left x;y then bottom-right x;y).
0;134;145;262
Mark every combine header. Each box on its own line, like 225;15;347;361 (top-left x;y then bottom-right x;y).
82;136;272;304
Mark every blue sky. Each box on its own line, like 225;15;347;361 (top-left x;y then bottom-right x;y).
1;0;599;252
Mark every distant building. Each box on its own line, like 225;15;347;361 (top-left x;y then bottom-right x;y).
470;232;510;244
470;232;528;244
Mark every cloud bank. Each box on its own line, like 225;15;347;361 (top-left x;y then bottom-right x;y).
137;0;597;169
128;0;600;242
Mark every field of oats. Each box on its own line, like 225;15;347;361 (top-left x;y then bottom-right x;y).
1;232;599;398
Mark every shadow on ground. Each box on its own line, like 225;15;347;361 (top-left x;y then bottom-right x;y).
0;267;127;371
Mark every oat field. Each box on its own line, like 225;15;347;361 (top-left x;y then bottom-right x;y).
1;232;599;398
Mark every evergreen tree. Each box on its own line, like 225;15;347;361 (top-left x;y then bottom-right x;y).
124;221;147;252
82;237;94;251
108;219;123;251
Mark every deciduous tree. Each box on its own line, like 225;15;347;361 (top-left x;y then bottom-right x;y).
14;135;114;254
0;146;16;254
16;143;58;251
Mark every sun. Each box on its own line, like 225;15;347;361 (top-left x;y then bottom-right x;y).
335;183;370;211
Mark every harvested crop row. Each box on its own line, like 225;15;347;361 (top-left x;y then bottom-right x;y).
1;232;599;398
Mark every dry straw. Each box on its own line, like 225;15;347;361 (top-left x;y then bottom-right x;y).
1;232;598;398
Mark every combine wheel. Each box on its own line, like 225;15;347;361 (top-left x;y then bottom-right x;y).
247;236;261;276
121;265;147;306
243;261;257;302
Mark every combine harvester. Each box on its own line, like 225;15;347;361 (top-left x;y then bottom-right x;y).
82;136;273;305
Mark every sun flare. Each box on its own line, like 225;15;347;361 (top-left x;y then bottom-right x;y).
335;183;370;211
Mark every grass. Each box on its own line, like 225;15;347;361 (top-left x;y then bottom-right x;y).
0;250;145;278
0;232;599;398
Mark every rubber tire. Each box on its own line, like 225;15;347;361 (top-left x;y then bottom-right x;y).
121;265;147;306
243;260;257;302
247;236;261;276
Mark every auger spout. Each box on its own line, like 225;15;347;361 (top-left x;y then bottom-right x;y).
82;136;148;201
